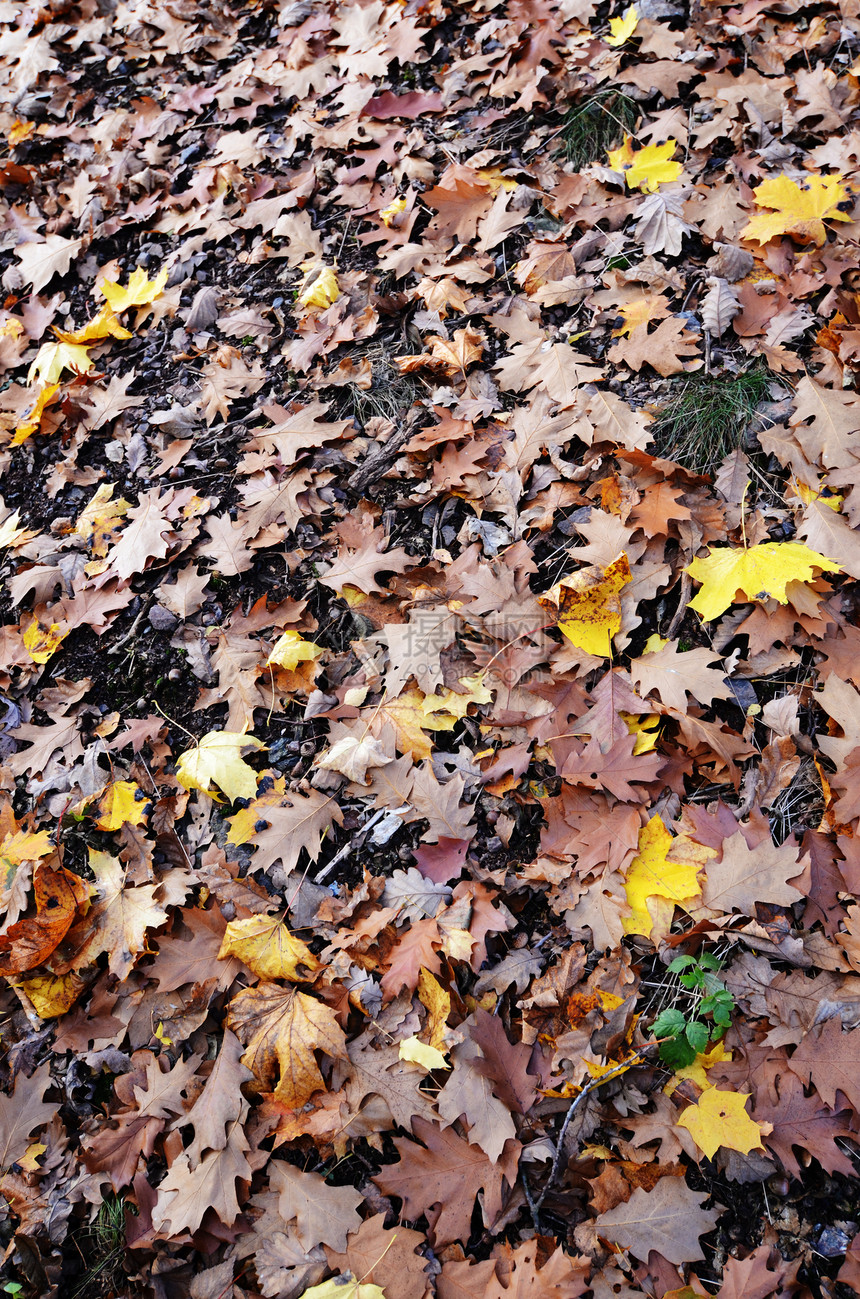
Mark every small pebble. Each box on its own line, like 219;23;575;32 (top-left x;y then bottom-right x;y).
148;605;179;632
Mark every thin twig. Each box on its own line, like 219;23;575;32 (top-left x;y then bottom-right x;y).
666;570;692;639
527;1045;654;1229
347;405;426;495
315;807;391;883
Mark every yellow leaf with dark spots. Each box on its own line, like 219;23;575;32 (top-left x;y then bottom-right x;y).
741;174;851;246
95;781;147;831
22;618;68;664
541;553;631;657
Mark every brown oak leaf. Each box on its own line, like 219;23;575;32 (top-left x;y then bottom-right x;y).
373;1116;521;1246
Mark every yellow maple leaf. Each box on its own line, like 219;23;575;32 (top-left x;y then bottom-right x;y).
0;510;37;549
385;676;492;761
297;263;340;311
623;816;702;939
299;1278;385;1299
218;915;321;982
607;137;682;193
792;480;842;512
22;617;68;665
542;552;632;657
74;482;130;556
175;730;265;803
398;1035;450;1071
667;1040;733;1092
620;711;660;754
11;383;60;445
584;1057;633;1082
384;688;457;761
476;167;518;193
0;829;54;864
267;629;324;671
643;633;668;653
424;674;492;721
17;1142;46;1172
418;967;451;1050
53;303;132;345
686;541;841;621
13;970;85;1018
676;1085;765;1159
95;781;147;831
227;983;346;1106
100;266;168;313
8;120;35;148
27;340;94;386
612;298;664;337
741;174;851;246
380;196;407;225
607;5;639;45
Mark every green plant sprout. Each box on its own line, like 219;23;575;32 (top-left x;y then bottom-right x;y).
652;952;736;1070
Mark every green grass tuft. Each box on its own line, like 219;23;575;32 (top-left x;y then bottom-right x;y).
557;91;639;169
72;1194;133;1298
650;364;773;473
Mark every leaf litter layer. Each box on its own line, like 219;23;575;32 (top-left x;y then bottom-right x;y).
2;0;860;1297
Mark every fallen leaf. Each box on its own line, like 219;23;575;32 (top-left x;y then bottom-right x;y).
267;630;323;671
687;542;841;620
541;553;631;657
623;816;702;939
218;915;321;982
176;730;265;802
298;264;340;310
596;1177;719;1264
11;383;60;445
373;1117;521;1247
100;266;168;312
227;984;347;1106
741;174;851;246
95;780;147;831
676;1086;765;1159
607;137;683;192
607;5;639;45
